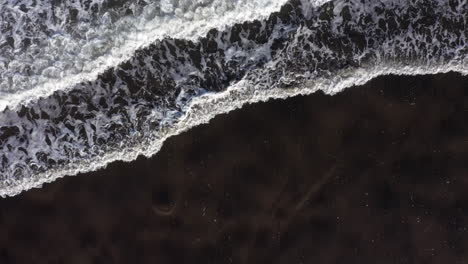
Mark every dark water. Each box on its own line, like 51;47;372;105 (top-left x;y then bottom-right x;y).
0;72;467;263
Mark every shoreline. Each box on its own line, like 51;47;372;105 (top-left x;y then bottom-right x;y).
0;72;467;263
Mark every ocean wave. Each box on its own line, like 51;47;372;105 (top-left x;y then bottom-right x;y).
0;0;289;111
0;0;466;196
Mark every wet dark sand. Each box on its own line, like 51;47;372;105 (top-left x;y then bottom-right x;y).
0;73;468;263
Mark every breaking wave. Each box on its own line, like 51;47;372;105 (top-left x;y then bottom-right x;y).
0;0;466;196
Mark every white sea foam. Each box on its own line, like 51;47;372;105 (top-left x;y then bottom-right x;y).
0;0;293;111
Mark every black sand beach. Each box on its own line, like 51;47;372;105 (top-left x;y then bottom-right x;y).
0;72;467;263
